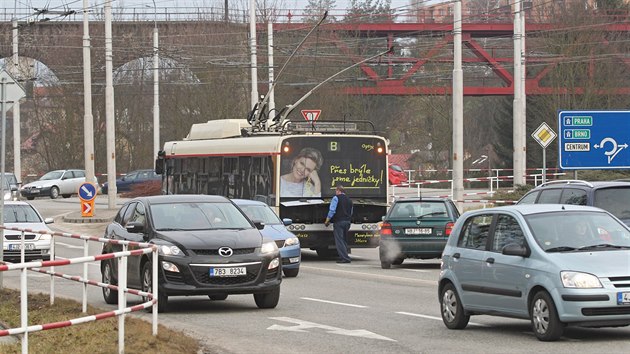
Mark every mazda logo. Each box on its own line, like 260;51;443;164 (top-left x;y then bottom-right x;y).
218;247;233;257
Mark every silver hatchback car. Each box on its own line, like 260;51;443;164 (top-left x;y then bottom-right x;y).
439;204;630;341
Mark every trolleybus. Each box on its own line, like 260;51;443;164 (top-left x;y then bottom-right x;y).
156;119;389;257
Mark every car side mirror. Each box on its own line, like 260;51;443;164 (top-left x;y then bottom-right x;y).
283;218;292;226
126;221;145;233
252;220;265;230
382;215;386;221
10;186;17;192
502;243;530;257
44;217;54;224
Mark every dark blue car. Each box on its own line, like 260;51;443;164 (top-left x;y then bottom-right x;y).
101;169;160;194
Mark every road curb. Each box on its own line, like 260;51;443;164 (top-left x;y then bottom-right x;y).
60;211;117;224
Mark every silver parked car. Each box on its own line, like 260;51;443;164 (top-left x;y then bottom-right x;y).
439;204;630;341
20;169;98;200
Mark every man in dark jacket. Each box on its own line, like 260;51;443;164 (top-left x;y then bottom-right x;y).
325;185;353;263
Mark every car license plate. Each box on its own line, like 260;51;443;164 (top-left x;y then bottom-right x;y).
405;228;432;235
617;292;630;305
8;243;35;251
209;267;246;277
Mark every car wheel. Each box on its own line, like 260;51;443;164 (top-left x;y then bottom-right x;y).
254;286;280;309
62;194;71;198
142;261;168;313
102;260;118;305
380;261;391;269
49;186;59;199
392;257;404;265
531;291;564;341
283;268;299;278
208;294;228;301
440;283;470;329
26;197;35;200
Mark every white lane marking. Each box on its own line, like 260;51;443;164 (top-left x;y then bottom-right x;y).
396;311;488;327
268;317;396;341
402;269;430;273
301;297;368;308
301;265;436;285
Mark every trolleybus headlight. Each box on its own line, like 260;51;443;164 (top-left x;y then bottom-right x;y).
377;142;384;154
283;142;290;153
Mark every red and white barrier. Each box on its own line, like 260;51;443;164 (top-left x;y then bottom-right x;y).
0;226;159;353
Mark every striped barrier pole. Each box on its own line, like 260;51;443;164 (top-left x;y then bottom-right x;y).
0;225;158;353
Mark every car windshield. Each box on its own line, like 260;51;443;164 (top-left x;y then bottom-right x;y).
3;205;43;223
150;202;253;231
238;204;282;225
389;202;448;218
593;187;630;222
525;211;630;252
40;171;63;180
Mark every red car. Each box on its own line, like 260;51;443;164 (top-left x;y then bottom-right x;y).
388;164;408;185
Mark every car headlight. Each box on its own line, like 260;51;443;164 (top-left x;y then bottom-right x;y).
159;245;183;256
284;237;299;247
39;234;52;241
561;271;603;288
261;241;278;254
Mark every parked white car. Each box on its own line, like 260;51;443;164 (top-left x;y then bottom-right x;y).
20;169;98;200
2;201;54;261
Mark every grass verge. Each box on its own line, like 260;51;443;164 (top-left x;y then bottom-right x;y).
0;288;201;354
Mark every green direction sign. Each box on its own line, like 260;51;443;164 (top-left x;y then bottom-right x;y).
566;116;592;126
565;129;591;139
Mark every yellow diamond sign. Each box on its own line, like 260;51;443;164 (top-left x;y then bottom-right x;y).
532;122;557;148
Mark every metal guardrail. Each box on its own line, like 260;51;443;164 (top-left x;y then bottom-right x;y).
0;226;158;354
389;171;567;206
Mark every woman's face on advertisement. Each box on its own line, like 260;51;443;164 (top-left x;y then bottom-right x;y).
293;157;317;180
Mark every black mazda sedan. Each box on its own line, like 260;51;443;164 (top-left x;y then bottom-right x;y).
100;195;282;312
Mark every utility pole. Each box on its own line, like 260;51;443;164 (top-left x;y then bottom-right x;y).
452;1;464;211
224;0;229;22
152;1;160;159
521;4;527;181
12;17;21;187
512;0;524;186
105;0;117;209
83;0;95;185
249;0;258;111
267;21;275;130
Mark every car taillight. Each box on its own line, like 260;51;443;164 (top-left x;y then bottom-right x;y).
380;222;392;236
445;222;454;236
